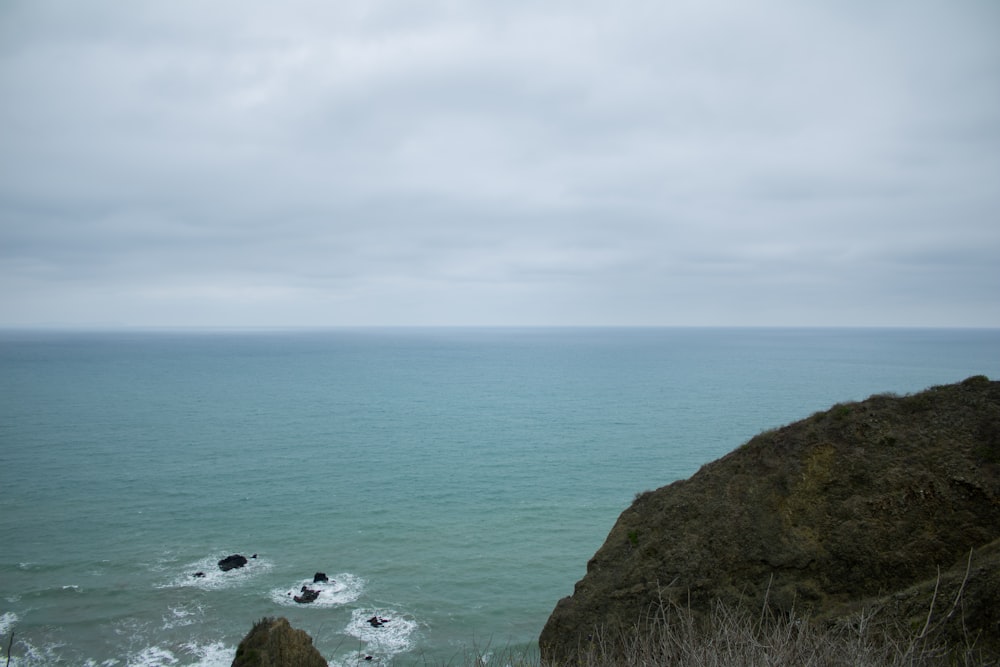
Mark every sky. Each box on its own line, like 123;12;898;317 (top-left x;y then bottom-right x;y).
1;0;998;328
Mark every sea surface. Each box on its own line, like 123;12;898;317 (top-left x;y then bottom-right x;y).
1;327;998;666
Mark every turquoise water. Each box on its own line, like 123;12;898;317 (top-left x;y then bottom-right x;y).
1;327;998;665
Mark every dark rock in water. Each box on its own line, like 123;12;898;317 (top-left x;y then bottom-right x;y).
313;572;328;583
294;586;320;604
540;376;1000;664
367;616;390;628
218;554;248;572
232;617;327;667
192;571;205;578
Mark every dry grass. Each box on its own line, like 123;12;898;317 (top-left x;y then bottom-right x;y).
427;600;988;667
538;593;991;667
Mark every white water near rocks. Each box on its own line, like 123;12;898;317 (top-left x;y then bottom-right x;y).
2;328;998;665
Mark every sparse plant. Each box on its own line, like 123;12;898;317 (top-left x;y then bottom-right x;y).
539;572;989;667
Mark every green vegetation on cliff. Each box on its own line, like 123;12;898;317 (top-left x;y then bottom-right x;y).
232;617;328;667
541;376;1000;664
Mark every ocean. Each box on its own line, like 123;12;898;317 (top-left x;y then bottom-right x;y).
1;327;998;666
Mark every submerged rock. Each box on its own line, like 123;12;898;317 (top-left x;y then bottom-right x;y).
232;617;327;667
313;572;328;583
540;376;1000;663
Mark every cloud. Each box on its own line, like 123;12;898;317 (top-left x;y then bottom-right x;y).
1;0;998;326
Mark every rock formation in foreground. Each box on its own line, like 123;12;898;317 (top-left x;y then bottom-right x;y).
231;617;327;667
540;376;1000;663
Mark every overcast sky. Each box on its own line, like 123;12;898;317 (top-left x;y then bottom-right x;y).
1;0;998;327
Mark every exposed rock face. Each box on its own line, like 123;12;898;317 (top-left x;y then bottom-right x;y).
232;617;327;667
294;586;320;604
540;376;1000;663
218;554;248;571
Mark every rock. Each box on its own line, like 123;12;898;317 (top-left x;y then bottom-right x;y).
540;376;1000;663
232;617;327;667
192;571;205;578
218;554;248;572
367;616;390;628
313;572;328;583
294;586;320;604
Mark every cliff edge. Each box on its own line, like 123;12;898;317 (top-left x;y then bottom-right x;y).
540;376;1000;663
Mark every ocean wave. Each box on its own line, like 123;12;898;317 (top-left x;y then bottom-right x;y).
125;641;232;667
1;617;270;667
178;641;232;667
4;635;67;667
269;573;364;608
127;645;178;667
0;611;17;637
161;603;204;631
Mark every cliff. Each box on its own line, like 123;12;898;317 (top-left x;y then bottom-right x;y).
540;376;1000;663
231;617;327;667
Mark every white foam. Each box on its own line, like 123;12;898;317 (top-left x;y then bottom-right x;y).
344;608;418;658
19;639;69;667
124;641;232;667
127;646;178;667
161;603;203;630
158;554;272;591
0;620;123;667
269;573;364;608
178;641;233;667
0;611;17;636
0;611;18;635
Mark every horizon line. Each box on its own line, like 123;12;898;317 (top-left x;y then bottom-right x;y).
2;324;999;333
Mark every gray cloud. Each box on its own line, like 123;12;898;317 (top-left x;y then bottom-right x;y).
1;0;998;326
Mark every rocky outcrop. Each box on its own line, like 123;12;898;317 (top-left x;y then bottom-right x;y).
218;554;248;571
540;376;1000;663
294;586;320;604
231;617;327;667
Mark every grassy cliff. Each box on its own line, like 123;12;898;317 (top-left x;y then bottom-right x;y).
540;376;1000;664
